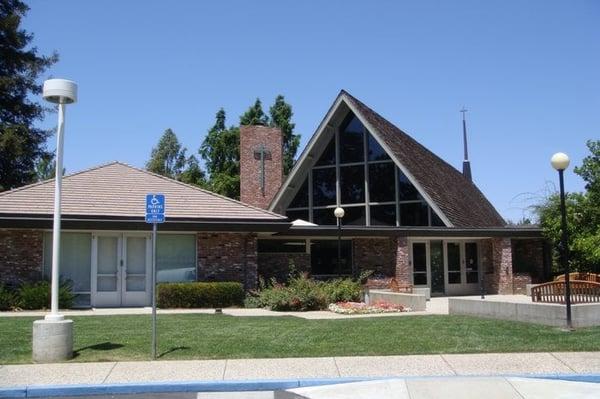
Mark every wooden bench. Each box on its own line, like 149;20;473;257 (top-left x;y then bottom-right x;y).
531;280;600;304
554;272;600;283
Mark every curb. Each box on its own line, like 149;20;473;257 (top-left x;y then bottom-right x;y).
1;374;600;398
0;377;372;398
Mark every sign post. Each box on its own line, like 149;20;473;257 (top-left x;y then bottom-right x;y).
146;194;165;359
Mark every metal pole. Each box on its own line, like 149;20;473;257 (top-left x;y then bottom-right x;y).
480;267;485;300
152;222;157;358
337;217;342;276
558;169;573;330
47;103;66;321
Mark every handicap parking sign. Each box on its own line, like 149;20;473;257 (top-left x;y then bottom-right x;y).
145;194;165;223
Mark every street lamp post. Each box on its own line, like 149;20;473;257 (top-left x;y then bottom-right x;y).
334;207;345;276
32;79;78;362
551;152;573;330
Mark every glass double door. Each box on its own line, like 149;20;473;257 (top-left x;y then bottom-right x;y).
411;240;480;296
92;233;151;307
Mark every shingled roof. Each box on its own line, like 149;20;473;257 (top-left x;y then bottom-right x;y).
271;90;506;228
0;162;287;222
342;91;506;228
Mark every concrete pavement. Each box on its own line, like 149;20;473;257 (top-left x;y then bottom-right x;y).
2;352;600;387
279;377;600;399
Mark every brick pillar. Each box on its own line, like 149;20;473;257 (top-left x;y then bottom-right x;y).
239;125;283;209
395;236;411;285
492;237;513;294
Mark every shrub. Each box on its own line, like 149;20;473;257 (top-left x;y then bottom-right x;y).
247;274;362;311
157;282;245;308
0;284;18;311
17;280;75;310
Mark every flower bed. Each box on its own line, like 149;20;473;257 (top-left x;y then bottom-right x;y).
328;300;411;315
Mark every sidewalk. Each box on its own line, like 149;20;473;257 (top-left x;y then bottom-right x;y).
0;297;450;319
2;351;599;387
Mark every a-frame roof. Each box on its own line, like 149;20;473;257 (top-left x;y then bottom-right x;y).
0;162;287;222
270;90;506;228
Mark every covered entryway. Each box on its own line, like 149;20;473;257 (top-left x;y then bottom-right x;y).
92;233;152;307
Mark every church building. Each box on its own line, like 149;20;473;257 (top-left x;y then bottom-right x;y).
0;90;547;307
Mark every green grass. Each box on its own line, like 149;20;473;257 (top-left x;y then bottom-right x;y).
1;314;599;364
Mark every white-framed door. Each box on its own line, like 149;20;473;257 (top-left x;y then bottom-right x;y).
91;233;151;307
444;241;481;296
409;239;481;296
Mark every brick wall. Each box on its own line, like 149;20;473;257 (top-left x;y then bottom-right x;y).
257;253;311;283
197;233;258;290
353;238;396;278
239;125;283;209
395;236;411;285
0;229;44;287
484;237;513;294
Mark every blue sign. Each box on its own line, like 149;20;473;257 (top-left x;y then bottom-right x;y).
145;194;165;223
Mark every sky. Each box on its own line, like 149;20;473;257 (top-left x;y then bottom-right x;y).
23;0;600;222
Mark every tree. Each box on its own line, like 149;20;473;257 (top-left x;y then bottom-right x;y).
146;129;186;179
178;155;206;188
0;0;58;191
269;95;301;175
240;98;269;126
199;109;240;199
534;140;600;273
34;153;64;181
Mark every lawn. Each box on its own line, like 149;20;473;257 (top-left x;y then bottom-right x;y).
1;314;600;364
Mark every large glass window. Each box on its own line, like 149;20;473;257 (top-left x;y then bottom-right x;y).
369;162;395;202
339;165;364;204
283;111;445;227
156;234;196;283
312;167;336;206
44;232;92;307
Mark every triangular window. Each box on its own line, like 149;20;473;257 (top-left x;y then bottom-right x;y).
283;110;446;227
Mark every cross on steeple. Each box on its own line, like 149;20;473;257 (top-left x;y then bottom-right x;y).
254;144;271;196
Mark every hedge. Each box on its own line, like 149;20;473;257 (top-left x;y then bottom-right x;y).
157;282;245;308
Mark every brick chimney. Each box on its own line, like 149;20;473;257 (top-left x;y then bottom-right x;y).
239;125;283;209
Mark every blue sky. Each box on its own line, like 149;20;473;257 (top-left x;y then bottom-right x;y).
24;0;599;221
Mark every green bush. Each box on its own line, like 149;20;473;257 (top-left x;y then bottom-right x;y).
17;280;75;310
157;282;245;308
0;284;18;311
247;274;362;311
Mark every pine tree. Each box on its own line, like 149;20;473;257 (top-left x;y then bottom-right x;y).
270;95;301;175
199;109;241;199
146;129;187;179
179;155;206;188
239;98;269;126
34;153;64;181
0;0;59;191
